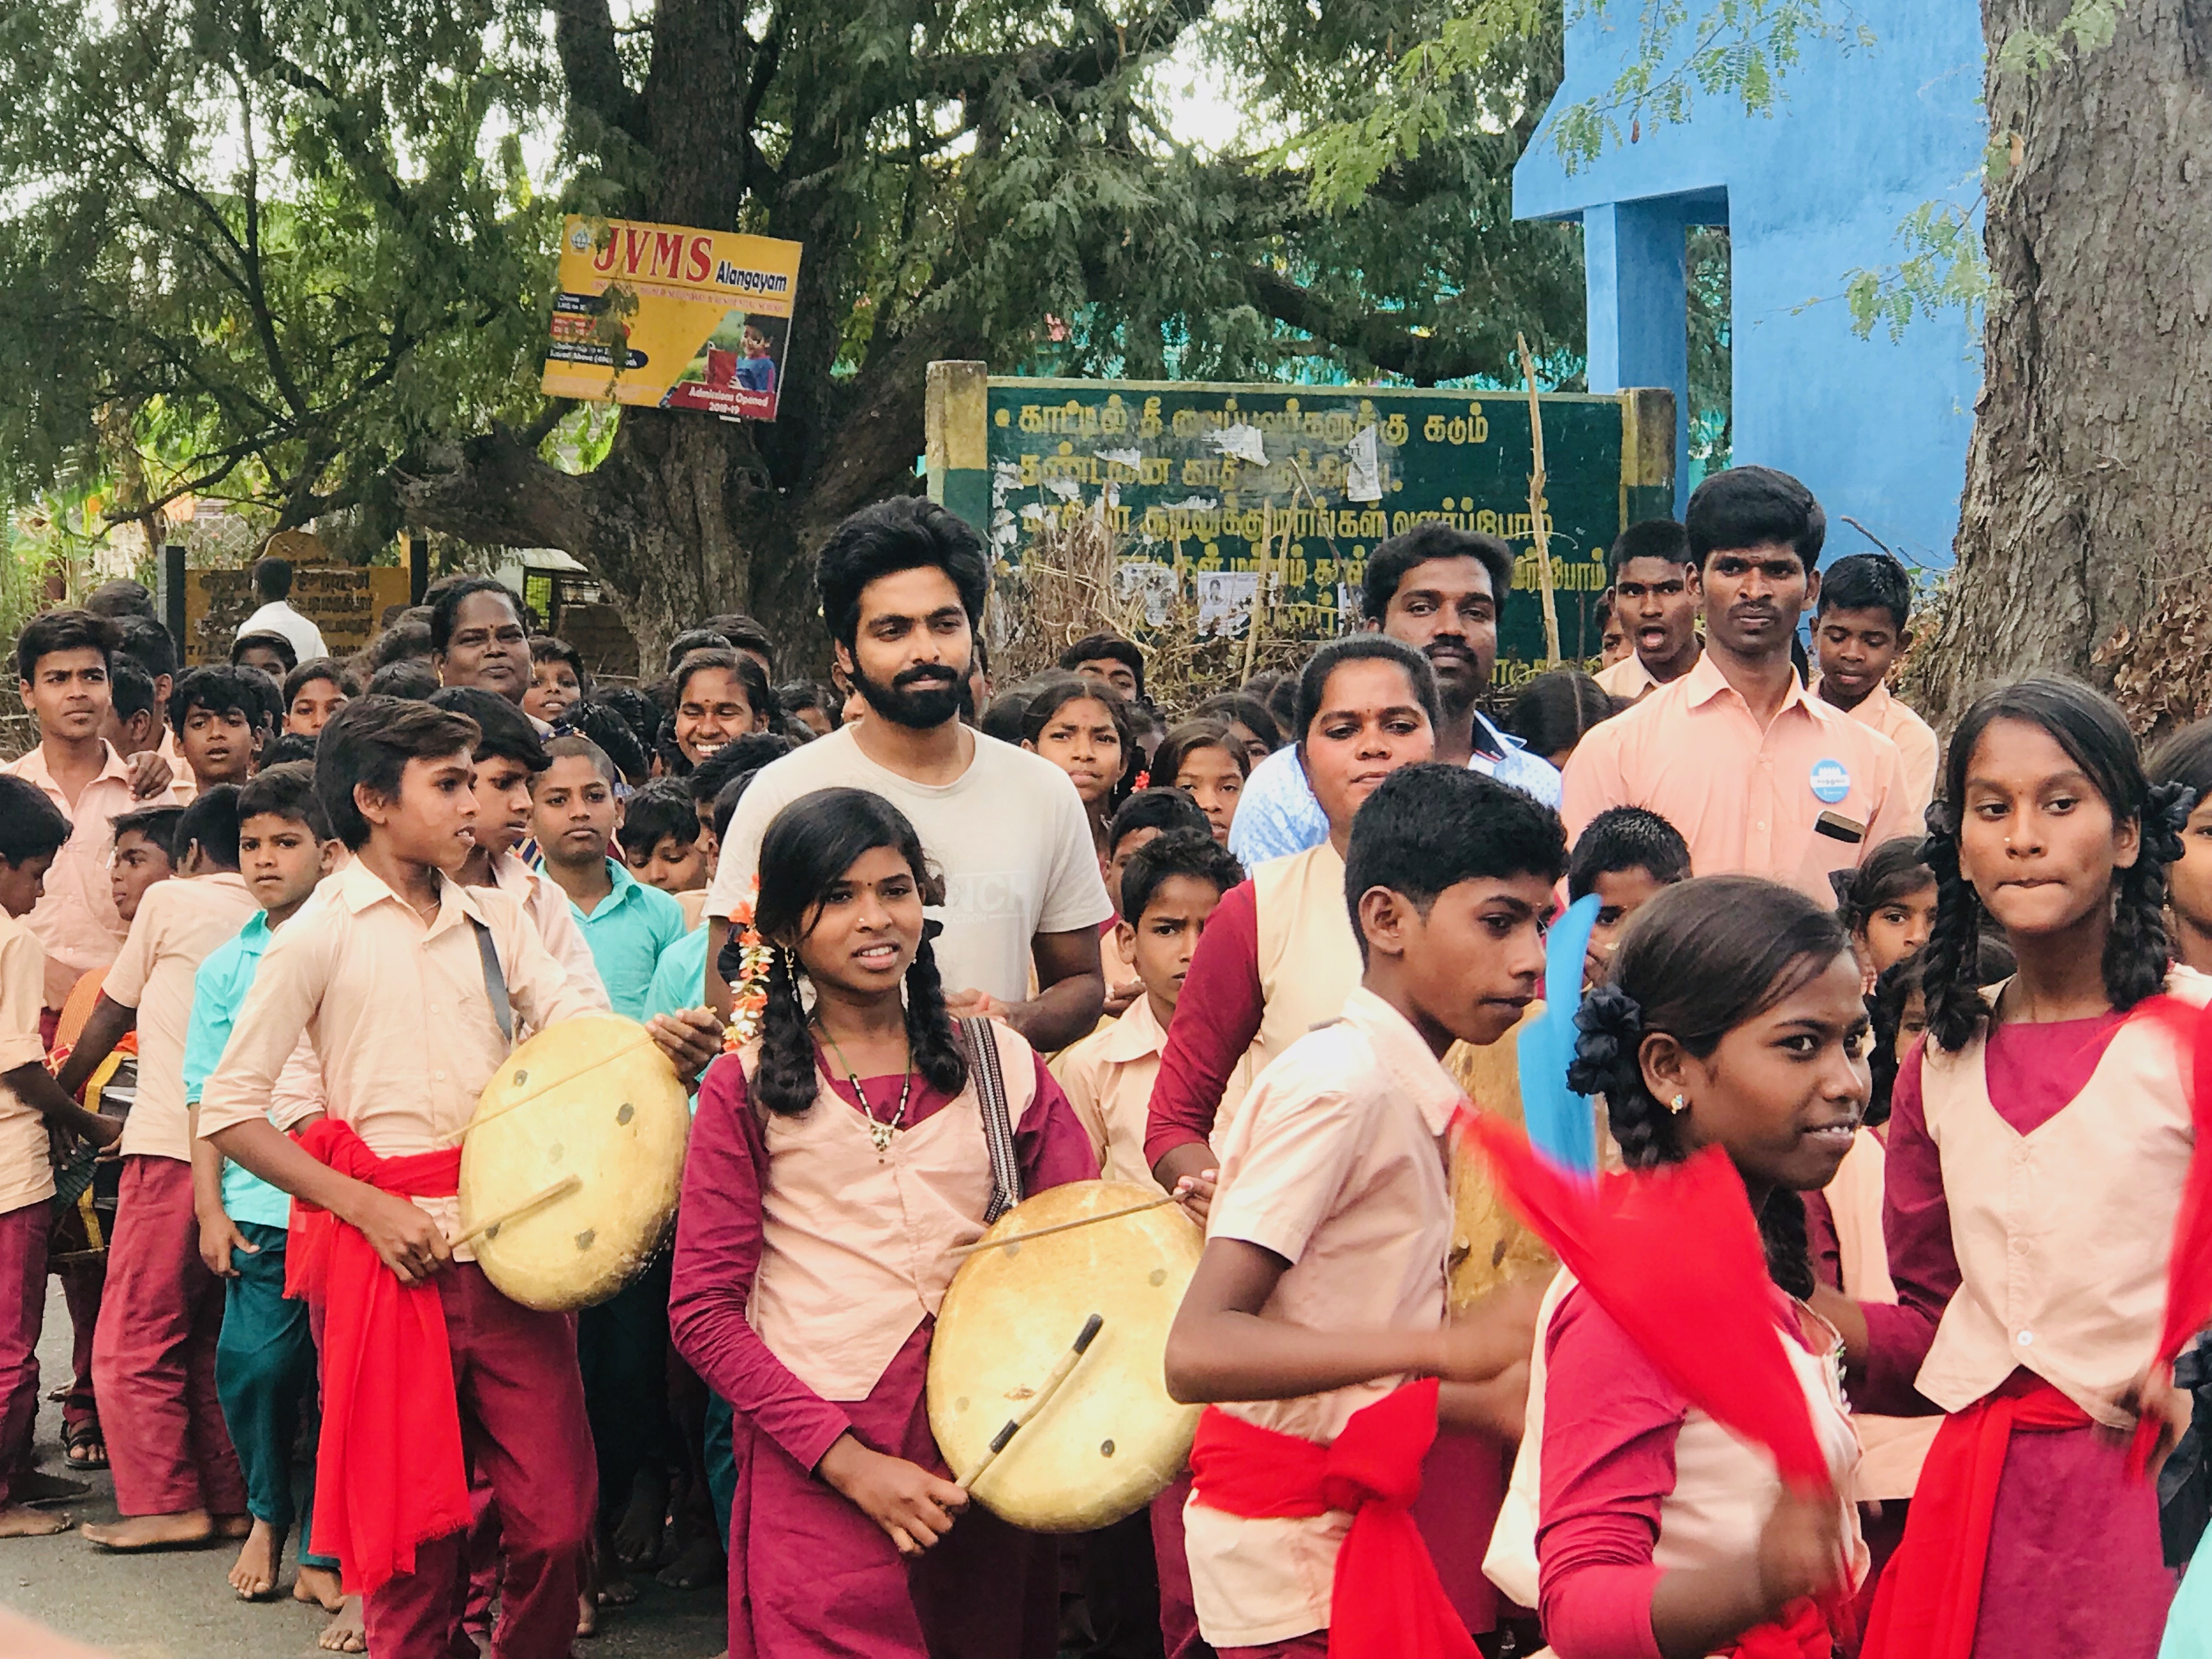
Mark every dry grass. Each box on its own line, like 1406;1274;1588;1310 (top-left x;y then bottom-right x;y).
986;499;1319;718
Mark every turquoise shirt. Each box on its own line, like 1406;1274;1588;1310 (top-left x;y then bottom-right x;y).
567;860;691;1021
182;912;295;1231
646;924;710;1023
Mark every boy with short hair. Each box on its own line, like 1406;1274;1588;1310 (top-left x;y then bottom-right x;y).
1099;789;1215;1015
54;786;258;1551
1565;804;1693;988
0;776;124;1538
197;696;716;1659
426;688;607;1012
109;806;184;928
1812;551;1939;813
180;765;349;1624
103;661;162;763
619;780;715;929
532;737;686;1020
1593;519;1701;701
1164;764;1559;1659
645;769;758;1025
7;608;181;1015
1054;831;1246;1185
172;667;263;792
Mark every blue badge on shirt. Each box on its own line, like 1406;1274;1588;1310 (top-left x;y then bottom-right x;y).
1809;758;1852;804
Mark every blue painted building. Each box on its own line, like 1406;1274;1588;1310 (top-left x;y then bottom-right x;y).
1514;3;1984;568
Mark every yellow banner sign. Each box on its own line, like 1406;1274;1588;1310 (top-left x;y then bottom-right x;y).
540;216;804;421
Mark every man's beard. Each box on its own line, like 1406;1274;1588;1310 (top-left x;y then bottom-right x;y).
851;657;968;730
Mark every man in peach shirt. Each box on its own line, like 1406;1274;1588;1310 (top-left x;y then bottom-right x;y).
1592;519;1702;703
1811;551;1941;815
1563;467;1916;903
7;610;182;1016
199;697;718;1659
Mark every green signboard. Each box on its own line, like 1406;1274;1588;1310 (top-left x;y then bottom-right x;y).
926;363;1674;685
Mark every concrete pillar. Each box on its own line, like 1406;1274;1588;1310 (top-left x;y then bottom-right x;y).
1583;200;1692;511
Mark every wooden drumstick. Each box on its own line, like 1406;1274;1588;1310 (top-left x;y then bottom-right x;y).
947;1196;1178;1259
957;1312;1104;1491
450;1174;582;1251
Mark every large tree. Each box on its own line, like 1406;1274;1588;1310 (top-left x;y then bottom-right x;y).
0;0;1583;667
1915;0;2207;726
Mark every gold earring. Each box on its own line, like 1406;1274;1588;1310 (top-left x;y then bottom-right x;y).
1668;1093;1689;1114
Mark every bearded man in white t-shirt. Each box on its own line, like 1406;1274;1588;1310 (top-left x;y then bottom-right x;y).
704;498;1112;1050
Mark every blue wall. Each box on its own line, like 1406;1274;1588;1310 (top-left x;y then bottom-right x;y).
1514;3;1985;568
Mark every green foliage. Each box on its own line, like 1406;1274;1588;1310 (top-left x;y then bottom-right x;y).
1993;0;2128;76
0;0;1594;560
1842;199;1991;342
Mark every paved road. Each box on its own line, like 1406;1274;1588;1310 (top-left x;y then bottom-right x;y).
1;1283;729;1658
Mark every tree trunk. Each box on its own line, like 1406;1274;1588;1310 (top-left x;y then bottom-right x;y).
1918;0;2212;730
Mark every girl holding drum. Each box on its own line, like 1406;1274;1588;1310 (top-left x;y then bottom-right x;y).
670;787;1097;1658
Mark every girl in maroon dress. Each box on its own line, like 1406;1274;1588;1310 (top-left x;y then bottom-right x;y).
668;787;1096;1659
1491;876;1869;1658
1818;678;2198;1659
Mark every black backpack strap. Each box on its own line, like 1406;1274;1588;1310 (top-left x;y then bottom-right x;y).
962;1017;1023;1222
470;917;515;1048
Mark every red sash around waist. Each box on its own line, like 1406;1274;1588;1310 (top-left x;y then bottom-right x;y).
1723;1598;1836;1658
292;1119;471;1596
1860;1373;2092;1659
1187;1378;1475;1659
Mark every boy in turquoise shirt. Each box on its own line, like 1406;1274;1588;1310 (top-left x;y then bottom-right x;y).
531;737;686;1019
181;763;350;1638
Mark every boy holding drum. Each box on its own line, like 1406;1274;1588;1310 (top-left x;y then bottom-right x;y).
196;697;716;1659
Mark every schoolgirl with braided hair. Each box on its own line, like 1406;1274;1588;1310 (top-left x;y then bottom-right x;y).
1493;874;1870;1658
1820;676;2203;1659
669;786;1097;1659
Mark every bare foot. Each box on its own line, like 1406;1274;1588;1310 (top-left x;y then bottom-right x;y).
318;1596;366;1653
227;1518;284;1600
654;1529;725;1590
212;1511;253;1539
576;1591;599;1638
0;1504;71;1537
294;1564;346;1613
81;1509;216;1550
613;1467;669;1568
13;1471;89;1506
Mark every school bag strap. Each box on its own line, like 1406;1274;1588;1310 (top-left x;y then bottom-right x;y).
470;918;515;1049
960;1016;1023;1222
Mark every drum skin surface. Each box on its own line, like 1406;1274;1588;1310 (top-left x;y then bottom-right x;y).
458;1013;689;1312
929;1179;1202;1532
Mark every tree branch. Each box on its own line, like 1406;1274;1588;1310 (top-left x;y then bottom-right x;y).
1244;266;1498;383
554;0;650;152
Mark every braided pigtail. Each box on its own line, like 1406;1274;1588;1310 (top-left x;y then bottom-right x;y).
1759;1189;1815;1301
902;922;969;1099
1917;801;1990;1053
2107;780;2192;1009
1568;984;1680;1171
752;949;821;1118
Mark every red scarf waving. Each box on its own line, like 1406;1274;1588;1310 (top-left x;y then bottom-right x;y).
293;1119;472;1595
1456;1109;1831;1488
2120;992;2212;1472
1188;1378;1476;1659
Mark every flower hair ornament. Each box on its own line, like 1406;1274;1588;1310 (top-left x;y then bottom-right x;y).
2142;780;2198;868
720;876;775;1051
1565;981;1645;1099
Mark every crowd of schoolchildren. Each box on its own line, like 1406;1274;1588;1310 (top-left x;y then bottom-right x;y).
0;462;2205;1659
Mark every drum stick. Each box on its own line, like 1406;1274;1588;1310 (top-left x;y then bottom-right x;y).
947;1195;1178;1258
957;1312;1104;1491
450;1174;583;1250
432;1036;668;1147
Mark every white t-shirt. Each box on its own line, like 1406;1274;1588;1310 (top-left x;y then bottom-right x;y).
705;725;1114;1002
237;599;329;664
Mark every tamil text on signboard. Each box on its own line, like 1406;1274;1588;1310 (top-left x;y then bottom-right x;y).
926;365;1675;682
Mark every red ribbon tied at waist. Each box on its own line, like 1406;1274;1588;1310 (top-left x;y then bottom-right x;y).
1188;1377;1477;1659
292;1119;471;1596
